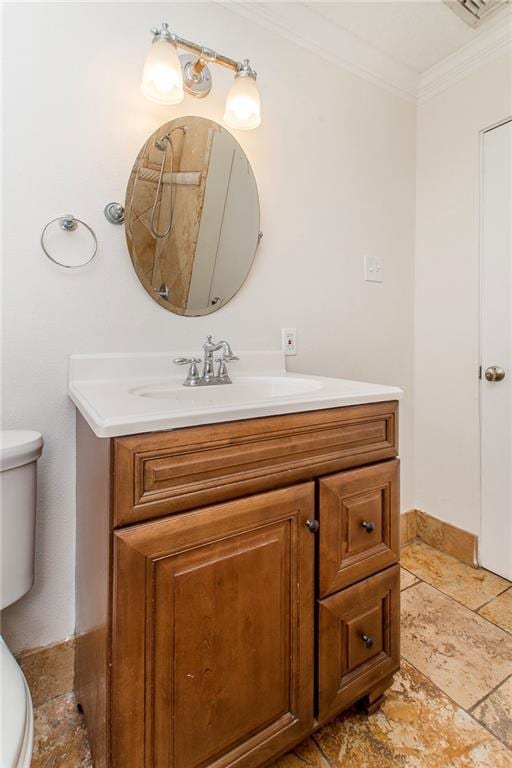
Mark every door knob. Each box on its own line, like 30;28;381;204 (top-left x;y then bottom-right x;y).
362;634;375;649
306;519;319;533
485;366;506;382
361;521;375;533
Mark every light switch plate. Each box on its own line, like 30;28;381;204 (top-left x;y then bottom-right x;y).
364;255;383;283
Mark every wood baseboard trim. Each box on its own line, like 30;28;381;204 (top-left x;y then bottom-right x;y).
16;636;75;707
400;509;478;566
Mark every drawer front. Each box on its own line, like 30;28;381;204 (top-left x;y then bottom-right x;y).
316;565;400;724
318;460;399;597
113;402;398;527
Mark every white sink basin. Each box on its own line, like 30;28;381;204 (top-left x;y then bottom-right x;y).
131;376;324;404
68;351;402;437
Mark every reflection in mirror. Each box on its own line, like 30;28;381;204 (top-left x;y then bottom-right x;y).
125;116;260;316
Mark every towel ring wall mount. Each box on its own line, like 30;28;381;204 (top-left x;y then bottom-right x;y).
40;215;98;268
41;203;126;268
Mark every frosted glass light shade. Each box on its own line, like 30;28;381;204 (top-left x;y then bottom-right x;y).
224;75;261;130
141;38;184;105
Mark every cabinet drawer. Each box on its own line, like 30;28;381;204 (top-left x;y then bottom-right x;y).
317;565;400;723
318;460;399;597
113;402;398;527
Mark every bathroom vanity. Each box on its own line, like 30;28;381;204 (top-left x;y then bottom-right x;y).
71;352;401;768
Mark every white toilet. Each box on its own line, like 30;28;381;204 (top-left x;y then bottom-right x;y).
0;430;43;768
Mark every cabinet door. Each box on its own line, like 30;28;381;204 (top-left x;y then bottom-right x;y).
318;460;399;596
112;483;315;768
317;565;400;723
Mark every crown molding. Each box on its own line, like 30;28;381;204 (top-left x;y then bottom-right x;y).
217;1;511;105
418;7;512;102
216;1;419;103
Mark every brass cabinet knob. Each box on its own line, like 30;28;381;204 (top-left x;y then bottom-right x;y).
485;366;506;382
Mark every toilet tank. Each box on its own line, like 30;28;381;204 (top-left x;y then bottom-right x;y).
0;431;43;610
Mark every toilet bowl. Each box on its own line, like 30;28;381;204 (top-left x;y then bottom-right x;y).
0;637;33;768
0;430;43;768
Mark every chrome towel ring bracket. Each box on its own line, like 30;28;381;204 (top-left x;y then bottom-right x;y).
41;215;98;268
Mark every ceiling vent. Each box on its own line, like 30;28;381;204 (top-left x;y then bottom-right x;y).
444;0;509;26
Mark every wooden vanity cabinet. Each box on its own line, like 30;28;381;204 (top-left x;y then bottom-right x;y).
76;401;400;768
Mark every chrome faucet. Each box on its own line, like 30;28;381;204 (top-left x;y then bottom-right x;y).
173;336;239;386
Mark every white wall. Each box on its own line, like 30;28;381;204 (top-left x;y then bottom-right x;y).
415;54;511;536
1;2;416;653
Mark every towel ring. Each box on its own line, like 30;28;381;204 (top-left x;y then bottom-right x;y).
41;215;98;268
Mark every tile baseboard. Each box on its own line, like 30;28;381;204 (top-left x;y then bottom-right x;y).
400;509;418;547
401;509;478;567
17;636;75;707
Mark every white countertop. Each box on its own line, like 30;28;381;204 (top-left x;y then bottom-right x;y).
68;351;402;438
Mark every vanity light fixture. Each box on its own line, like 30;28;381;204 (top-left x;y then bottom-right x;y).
141;23;261;130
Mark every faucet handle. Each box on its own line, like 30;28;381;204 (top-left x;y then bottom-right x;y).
214;357;234;382
173;357;201;386
173;357;201;365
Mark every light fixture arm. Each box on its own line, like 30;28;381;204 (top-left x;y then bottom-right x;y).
149;23;256;77
175;35;240;73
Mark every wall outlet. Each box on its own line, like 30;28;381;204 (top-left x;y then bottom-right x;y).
282;328;297;356
364;254;383;283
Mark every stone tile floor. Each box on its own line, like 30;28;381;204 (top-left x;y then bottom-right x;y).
32;541;512;767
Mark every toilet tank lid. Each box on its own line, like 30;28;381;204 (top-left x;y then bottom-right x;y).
0;431;43;471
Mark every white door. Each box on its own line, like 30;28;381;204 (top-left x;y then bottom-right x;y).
480;119;512;579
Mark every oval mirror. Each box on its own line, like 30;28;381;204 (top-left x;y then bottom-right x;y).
125;116;260;316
